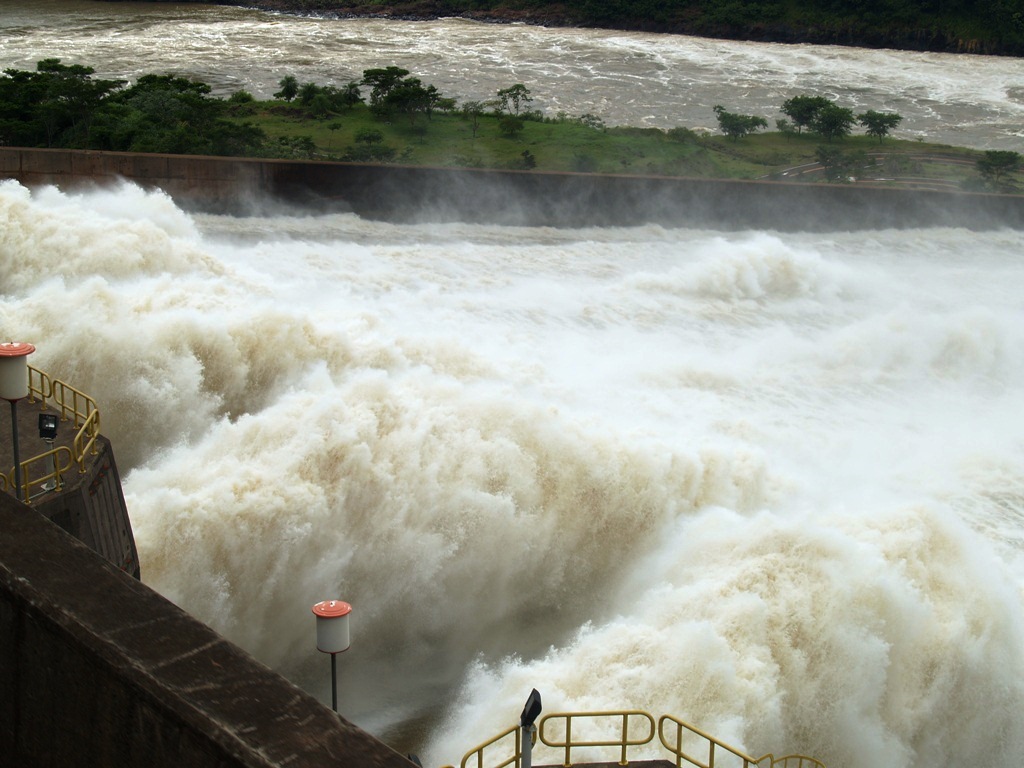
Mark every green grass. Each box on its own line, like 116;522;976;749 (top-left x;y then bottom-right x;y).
229;100;1022;191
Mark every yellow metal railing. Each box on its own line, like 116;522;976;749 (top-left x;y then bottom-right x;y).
4;365;102;502
459;724;531;768
659;714;759;768
659;715;825;768
13;446;76;503
540;711;655;767
453;710;825;768
27;365;52;407
760;756;826;768
70;407;101;470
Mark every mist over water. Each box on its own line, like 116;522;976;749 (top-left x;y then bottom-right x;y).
3;177;1024;768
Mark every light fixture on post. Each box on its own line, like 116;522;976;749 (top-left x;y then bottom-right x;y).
38;412;59;492
0;342;36;499
520;688;542;768
312;599;351;712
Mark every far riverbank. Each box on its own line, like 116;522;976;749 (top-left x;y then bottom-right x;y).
200;0;1024;56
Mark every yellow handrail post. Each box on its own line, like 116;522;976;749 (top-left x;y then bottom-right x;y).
563;715;573;767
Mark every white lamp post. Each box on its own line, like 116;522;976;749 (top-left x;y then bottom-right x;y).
312;599;351;712
0;342;35;498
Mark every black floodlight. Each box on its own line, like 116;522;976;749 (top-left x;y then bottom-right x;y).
38;413;58;441
520;688;542;728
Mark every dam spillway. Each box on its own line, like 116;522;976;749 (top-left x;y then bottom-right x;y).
1;147;1022;231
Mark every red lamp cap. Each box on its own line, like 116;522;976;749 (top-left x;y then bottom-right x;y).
0;342;35;357
312;600;351;618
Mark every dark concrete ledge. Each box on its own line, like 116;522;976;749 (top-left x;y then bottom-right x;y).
2;147;1022;231
0;492;415;768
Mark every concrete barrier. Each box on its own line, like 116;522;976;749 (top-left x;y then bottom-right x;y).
1;147;1022;230
0;492;417;768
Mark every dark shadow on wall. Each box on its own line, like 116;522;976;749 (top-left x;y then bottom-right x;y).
0;491;418;768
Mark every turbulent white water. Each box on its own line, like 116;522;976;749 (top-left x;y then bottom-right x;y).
2;0;1024;148
3;178;1024;768
3;3;1024;767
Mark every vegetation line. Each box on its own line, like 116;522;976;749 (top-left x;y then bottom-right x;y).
1;59;1020;191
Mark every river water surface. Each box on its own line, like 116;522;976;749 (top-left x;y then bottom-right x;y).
2;0;1024;148
2;4;1024;768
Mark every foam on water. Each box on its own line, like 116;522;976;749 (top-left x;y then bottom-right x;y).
4;179;1024;768
2;1;1024;148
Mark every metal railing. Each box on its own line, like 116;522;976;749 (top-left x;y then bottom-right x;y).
759;756;826;768
453;710;825;768
50;377;100;435
659;714;762;768
459;724;531;768
16;445;76;502
540;711;656;767
4;365;102;502
658;715;825;768
27;365;52;407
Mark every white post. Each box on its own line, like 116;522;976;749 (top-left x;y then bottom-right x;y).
0;342;35;499
312;600;352;713
522;724;535;768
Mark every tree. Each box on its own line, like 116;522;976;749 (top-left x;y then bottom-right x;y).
297;82;320;106
857;110;902;142
780;95;832;134
98;73;264;156
340;81;362;109
355;128;384;145
274;75;298;101
812;104;856;141
361;66;410;111
326;121;342;150
976;150;1022;188
0;59;124;148
462;100;485;138
713;105;767;140
277;135;315;159
383;77;431;126
775;118;796;139
347;128;394;162
309;92;332;119
499;114;524;137
496;83;532;116
422;84;442;121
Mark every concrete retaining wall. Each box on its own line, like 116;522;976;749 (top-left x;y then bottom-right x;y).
0;492;416;768
32;436;140;579
2;147;1022;230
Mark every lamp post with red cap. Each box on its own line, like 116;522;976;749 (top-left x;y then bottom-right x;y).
312;599;351;712
0;342;35;498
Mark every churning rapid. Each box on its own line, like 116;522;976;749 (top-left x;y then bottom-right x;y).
3;179;1024;768
2;0;1024;149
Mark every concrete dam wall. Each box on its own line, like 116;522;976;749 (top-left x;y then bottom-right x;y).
0;491;417;768
2;147;1022;230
